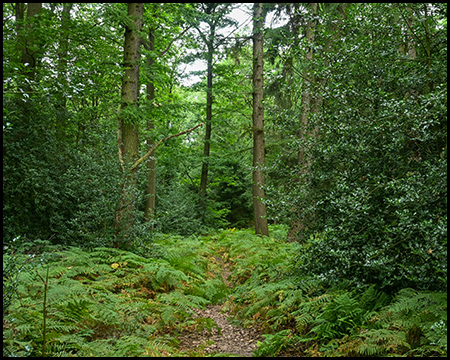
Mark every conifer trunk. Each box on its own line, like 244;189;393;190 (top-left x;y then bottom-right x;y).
288;3;319;242
17;3;42;89
144;28;156;223
199;6;215;202
252;3;269;237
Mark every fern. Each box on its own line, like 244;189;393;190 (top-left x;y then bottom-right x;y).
320;288;447;357
377;288;447;356
310;291;363;339
357;328;411;356
8;227;444;357
254;329;301;357
3;234;227;357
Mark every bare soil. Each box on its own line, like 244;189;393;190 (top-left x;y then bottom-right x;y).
177;254;265;356
178;304;264;357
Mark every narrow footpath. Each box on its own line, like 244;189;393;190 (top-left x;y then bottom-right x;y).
178;304;264;357
177;253;265;356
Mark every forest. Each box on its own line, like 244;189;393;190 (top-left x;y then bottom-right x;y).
3;2;447;357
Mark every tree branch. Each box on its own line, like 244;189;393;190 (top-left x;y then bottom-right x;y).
141;26;192;58
129;122;204;171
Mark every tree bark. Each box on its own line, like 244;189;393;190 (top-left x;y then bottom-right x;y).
288;3;319;242
56;3;73;140
252;3;269;237
18;3;42;88
15;3;25;61
297;3;318;169
199;5;215;202
144;28;156;223
115;3;143;246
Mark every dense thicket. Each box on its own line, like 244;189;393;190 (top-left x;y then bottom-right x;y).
264;3;447;293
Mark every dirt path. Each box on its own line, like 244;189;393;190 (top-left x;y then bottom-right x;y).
178;304;264;356
177;253;265;356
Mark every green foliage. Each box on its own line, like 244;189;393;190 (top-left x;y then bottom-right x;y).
3;238;30;357
2;233;231;357
265;2;447;293
211;227;447;357
208;157;254;228
154;181;216;235
377;288;447;356
324;288;447;357
3;116;123;248
2;2;447;357
309;286;390;340
215;227;314;336
3;227;447;357
254;329;300;357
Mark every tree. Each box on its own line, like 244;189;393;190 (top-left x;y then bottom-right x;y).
294;3;447;292
198;4;215;202
144;19;156;223
141;3;194;223
115;3;143;246
193;3;236;204
19;3;43;84
252;3;269;237
55;3;73;140
287;2;319;241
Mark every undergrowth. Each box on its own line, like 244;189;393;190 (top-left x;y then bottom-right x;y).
3;227;447;357
3;235;228;357
213;227;447;357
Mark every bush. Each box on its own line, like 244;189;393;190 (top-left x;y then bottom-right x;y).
3;95;129;249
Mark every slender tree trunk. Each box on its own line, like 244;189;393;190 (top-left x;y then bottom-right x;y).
288;2;319;242
403;5;417;60
422;4;433;92
19;3;42;87
144;28;156;223
297;3;318;169
115;3;143;247
15;3;25;61
252;3;269;237
56;3;72;140
199;12;215;202
57;3;72;102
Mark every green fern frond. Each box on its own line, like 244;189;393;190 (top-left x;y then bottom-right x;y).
356;328;411;356
157;290;209;311
382;288;446;320
377;288;447;355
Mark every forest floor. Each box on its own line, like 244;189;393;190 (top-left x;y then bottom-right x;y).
177;254;265;357
5;228;445;357
177;304;264;356
4;228;309;357
172;231;305;357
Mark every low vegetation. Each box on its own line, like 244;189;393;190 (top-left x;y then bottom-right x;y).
3;227;447;357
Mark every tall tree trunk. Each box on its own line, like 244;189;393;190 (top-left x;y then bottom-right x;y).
422;4;433;93
115;3;143;247
18;3;42;88
288;2;319;242
15;3;25;61
252;3;269;237
144;28;156;223
199;8;215;202
297;3;318;170
56;3;73;140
